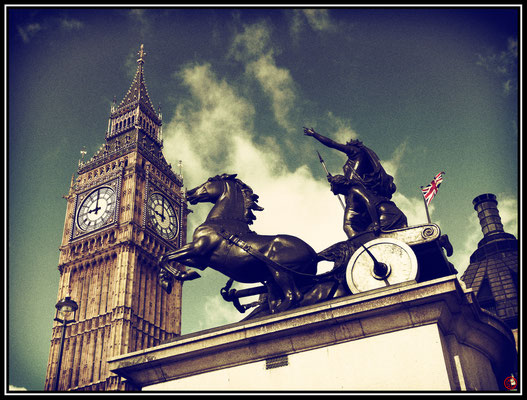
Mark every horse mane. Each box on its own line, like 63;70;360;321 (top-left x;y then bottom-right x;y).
211;173;264;225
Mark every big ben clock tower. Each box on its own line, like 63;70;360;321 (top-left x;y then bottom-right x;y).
44;45;187;391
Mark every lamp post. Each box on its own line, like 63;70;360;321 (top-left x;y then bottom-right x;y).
52;296;78;391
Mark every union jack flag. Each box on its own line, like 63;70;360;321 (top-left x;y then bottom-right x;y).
421;171;445;206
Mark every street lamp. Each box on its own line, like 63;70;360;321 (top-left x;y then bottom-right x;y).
52;296;78;391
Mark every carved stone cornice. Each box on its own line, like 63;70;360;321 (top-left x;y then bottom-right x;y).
78;137;182;188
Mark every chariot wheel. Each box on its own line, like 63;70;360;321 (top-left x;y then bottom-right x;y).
345;238;419;293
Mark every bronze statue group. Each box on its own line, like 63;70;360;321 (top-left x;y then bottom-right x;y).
158;127;411;317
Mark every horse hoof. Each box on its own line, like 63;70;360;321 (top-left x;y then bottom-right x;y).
268;299;281;314
184;271;201;281
275;296;293;313
159;278;173;294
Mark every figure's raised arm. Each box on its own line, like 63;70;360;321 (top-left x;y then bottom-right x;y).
303;127;349;154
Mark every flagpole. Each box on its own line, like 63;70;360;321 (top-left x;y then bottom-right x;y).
420;186;432;224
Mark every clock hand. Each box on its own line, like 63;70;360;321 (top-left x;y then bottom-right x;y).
89;190;102;215
154;209;165;221
88;204;101;214
361;244;390;280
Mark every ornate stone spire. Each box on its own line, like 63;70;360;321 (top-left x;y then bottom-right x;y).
105;44;162;145
79;45;178;186
116;44;157;116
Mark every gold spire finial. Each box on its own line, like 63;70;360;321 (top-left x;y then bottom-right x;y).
137;44;146;63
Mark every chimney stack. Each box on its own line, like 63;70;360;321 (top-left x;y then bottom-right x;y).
472;193;504;237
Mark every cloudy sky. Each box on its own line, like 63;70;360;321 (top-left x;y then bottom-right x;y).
7;6;519;391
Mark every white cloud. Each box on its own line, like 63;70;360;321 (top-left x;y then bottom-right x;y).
17;23;42;43
303;9;335;32
380;141;407;184
391;192;429;228
326;112;360;144
247;54;297;131
164;62;256;186
9;385;27;391
199;294;244;330
289;9;337;38
230;21;298;131
230;138;347;253
503;79;513;95
128;9;150;37
449;214;483;277
498;194;519;236
60;18;84;31
290;10;305;39
476;36;518;96
17;17;84;44
230;21;271;61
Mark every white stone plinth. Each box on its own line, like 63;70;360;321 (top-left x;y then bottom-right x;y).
108;276;517;392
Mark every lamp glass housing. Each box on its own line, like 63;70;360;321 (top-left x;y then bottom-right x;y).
55;297;78;322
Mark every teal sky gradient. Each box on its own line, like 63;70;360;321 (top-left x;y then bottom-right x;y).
7;6;520;391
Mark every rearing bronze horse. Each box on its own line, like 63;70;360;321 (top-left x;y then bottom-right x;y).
159;173;318;313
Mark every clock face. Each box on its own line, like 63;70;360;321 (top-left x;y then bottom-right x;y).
345;238;418;294
147;192;179;240
77;187;117;232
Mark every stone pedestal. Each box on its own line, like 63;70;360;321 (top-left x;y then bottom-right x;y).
108;275;517;391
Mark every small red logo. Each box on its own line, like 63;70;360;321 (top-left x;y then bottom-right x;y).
504;376;517;390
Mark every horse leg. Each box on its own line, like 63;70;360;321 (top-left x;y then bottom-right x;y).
267;270;300;312
158;237;213;286
160;235;213;268
264;281;282;314
263;239;304;312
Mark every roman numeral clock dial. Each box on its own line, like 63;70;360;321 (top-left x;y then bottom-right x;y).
147;192;179;240
76;187;117;232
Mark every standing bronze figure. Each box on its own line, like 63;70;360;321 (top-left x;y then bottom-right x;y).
158;174;318;314
304;127;408;239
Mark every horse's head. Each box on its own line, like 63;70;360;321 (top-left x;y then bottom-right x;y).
186;173;264;224
186;175;232;205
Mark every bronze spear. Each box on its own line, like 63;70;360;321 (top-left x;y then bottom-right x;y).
316;150;346;210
